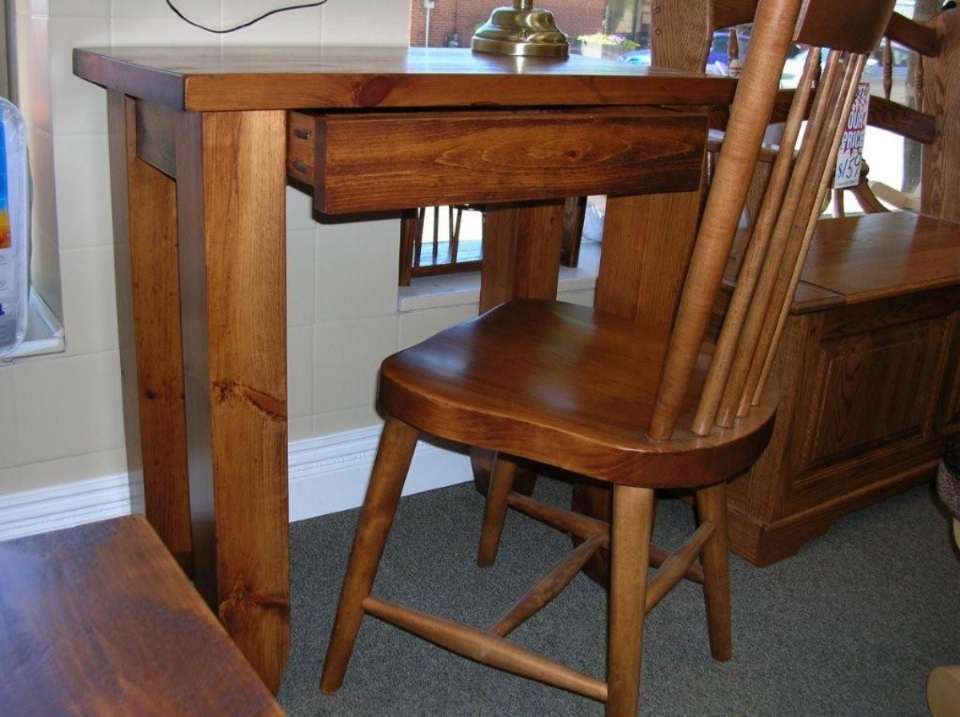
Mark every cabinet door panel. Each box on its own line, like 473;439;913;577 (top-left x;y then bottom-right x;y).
798;317;948;473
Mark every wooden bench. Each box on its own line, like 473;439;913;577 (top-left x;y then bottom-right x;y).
727;212;960;565
0;516;284;716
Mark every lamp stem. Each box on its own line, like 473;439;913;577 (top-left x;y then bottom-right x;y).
515;0;534;9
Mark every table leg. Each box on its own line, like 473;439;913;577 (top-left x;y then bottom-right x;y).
107;92;193;573
571;190;703;585
472;201;566;494
174;109;290;692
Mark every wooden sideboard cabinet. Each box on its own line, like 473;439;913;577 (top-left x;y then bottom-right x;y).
727;213;960;565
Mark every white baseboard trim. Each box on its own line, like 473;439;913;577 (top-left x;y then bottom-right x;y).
287;425;474;522
0;424;475;542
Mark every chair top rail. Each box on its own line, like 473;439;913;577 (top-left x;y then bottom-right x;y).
713;0;936;56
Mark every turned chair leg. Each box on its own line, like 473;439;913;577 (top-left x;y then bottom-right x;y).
606;485;655;717
477;455;518;567
695;481;732;661
320;417;419;693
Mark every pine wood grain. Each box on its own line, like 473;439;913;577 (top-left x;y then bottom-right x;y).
107;91;193;573
380;300;776;487
321;418;419;694
134;99;177;178
648;0;810;440
796;0;896;54
651;0;713;72
922;9;960;224
0;517;283;716
867;95;937;145
606;486;654;717
314;109;706;214
73;46;737;112
800;213;960;304
728;287;959;565
479;201;565;312
491;534;604;637
473;200;567;497
174;109;290;693
363;596;609;702
886;10;941;56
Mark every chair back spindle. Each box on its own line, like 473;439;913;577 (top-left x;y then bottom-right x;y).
718;51;862;427
648;0;897;441
746;54;869;413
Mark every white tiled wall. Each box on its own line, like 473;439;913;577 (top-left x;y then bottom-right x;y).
0;0;418;495
0;0;594;498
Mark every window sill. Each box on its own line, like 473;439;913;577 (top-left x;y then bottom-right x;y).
398;240;601;313
0;290;65;364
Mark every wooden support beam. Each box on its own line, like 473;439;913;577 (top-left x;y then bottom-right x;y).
645;522;715;614
768;90;937;146
868;96;938;145
650;543;705;584
363;597;608;702
506;492;609;544
134;99;177;178
505;492;704;582
491;535;604;638
108;93;193;574
886;11;941;57
922;9;960;224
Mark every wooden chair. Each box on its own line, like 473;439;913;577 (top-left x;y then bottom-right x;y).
320;1;896;714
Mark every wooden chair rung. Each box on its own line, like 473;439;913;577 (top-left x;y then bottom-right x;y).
491;534;605;638
644;521;715;614
362;596;609;702
506;491;703;582
650;543;705;583
506;492;610;545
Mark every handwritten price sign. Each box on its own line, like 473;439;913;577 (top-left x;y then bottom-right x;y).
834;82;871;190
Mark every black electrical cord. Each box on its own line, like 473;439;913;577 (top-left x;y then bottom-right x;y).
166;0;330;34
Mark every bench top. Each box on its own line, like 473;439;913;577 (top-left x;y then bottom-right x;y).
793;212;960;313
0;516;283;717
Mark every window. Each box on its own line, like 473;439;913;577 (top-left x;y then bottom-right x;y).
401;0;931;285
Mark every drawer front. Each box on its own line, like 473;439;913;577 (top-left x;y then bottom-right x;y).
288;108;707;215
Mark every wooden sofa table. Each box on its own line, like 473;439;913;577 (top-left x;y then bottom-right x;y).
73;46;734;690
728;212;960;565
0;517;283;716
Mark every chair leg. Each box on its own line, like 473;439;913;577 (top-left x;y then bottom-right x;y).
320;417;419;693
606;485;655;717
477;454;518;567
695;481;732;662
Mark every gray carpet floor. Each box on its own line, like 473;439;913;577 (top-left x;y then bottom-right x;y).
278;478;960;716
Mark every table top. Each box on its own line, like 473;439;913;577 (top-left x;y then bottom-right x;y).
0;516;283;716
73;46;736;112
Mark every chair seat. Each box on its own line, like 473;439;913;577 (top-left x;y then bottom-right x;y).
380;299;776;487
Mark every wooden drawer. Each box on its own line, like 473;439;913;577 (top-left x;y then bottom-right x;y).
287;110;317;186
287;108;706;214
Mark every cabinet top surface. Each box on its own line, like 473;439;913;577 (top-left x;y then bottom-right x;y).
797;213;960;309
74;46;735;112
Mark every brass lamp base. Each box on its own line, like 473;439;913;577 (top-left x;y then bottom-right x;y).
471;2;569;59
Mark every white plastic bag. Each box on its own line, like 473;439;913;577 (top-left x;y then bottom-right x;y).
582;196;606;243
0;98;29;357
